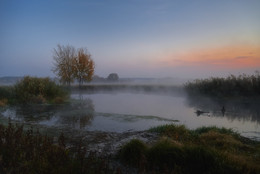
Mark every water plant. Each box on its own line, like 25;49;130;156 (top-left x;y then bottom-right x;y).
184;71;260;98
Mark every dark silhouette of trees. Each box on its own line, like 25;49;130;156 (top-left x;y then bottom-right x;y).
107;73;119;82
52;45;95;86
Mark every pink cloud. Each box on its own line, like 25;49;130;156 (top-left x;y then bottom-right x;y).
154;44;260;70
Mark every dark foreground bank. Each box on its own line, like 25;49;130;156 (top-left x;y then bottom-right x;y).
0;123;259;174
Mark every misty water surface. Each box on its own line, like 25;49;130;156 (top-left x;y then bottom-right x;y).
0;91;259;140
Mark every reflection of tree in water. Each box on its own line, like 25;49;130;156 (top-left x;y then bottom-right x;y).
4;97;95;129
185;95;260;123
14;104;59;122
58;97;95;129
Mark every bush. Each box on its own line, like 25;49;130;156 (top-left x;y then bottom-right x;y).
14;76;68;104
0;86;15;105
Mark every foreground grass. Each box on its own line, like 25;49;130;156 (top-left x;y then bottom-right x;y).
0;123;118;174
1;122;259;174
118;124;260;174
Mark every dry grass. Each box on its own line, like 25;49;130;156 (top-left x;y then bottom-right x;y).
0;99;8;107
0;123;119;174
117;124;260;173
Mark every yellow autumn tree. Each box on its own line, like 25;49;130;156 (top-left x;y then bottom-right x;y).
52;45;95;86
73;48;94;86
52;44;76;85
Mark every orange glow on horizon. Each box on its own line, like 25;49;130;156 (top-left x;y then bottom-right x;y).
158;44;260;69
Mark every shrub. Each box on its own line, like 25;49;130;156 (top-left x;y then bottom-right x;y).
0;86;15;105
14;76;68;104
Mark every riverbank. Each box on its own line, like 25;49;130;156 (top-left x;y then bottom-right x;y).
0;123;259;174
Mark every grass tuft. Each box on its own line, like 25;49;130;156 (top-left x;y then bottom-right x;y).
118;139;148;167
193;126;237;135
149;124;191;142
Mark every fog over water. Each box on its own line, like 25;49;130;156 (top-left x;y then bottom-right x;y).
1;87;259;141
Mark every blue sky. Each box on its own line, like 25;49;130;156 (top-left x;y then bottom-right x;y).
0;0;259;78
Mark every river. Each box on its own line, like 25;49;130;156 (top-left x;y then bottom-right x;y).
0;91;259;141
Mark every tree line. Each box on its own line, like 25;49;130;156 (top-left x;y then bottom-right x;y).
52;44;94;86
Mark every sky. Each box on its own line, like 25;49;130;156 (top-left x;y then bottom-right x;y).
0;0;259;79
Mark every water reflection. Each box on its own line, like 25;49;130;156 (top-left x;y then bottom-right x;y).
58;98;95;129
1;97;95;129
186;95;260;123
1;92;259;140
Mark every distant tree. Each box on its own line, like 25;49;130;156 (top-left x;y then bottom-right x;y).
107;73;119;82
92;75;106;82
73;48;94;86
52;44;76;85
52;45;95;86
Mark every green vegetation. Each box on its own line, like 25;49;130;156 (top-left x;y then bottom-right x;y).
118;124;260;174
0;86;15;106
184;72;260;98
0;122;259;174
118;139;148;167
0;123;117;174
149;124;191;142
0;76;68;105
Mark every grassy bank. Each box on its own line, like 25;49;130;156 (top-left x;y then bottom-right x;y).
118;124;260;174
184;72;260;98
0;123;118;174
0;123;259;173
0;76;68;105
